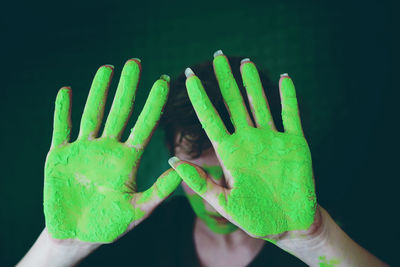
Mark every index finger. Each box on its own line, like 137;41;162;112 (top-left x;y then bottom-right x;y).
185;68;229;144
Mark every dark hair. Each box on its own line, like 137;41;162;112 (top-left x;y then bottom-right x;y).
159;56;282;158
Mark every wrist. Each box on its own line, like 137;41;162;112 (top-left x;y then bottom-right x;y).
275;204;328;250
17;228;100;267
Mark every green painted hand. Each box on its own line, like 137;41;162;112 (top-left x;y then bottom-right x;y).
170;51;317;240
44;59;181;243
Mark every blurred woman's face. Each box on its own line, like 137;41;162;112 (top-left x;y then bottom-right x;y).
174;135;238;234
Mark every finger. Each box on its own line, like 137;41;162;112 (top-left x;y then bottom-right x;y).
240;58;276;130
185;68;229;144
168;156;229;214
102;59;141;139
51;87;72;148
132;168;181;221
125;75;169;150
279;74;304;136
213;50;252;130
78;65;114;140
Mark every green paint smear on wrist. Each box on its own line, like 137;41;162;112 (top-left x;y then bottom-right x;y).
186;193;238;234
44;138;140;243
318;256;340;267
186;57;316;237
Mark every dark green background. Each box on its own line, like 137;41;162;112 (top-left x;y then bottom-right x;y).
1;0;397;265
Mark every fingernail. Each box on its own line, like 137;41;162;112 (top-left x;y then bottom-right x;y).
132;58;141;62
241;58;251;64
280;73;289;77
213;50;224;58
168;156;181;168
185;68;195;78
160;74;170;83
103;64;114;69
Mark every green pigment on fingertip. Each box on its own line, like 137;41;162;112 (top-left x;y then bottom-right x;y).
184;55;316;238
241;62;274;129
103;60;140;139
45;65;173;242
213;55;250;129
186;76;228;143
280;77;303;135
52;87;71;147
79;66;113;139
128;78;169;148
175;164;207;195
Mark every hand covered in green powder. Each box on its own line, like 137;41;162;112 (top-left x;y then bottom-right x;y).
170;51;317;241
44;59;181;243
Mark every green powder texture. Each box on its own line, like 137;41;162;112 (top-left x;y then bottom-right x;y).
215;129;316;236
241;62;274;130
52;87;72;148
186;193;238;234
102;59;140;139
45;66;173;243
127;77;169;149
176;164;207;195
280;77;304;135
183;55;317;237
137;169;182;204
213;56;252;129
79;65;114;140
184;164;236;234
201;164;223;180
318;256;340;267
44;138;138;243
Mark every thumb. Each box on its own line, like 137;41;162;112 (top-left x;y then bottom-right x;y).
133;168;181;218
168;156;228;211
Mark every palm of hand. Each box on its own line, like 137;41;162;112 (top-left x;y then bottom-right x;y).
43;61;178;243
44;138;139;242
217;128;316;237
181;53;317;239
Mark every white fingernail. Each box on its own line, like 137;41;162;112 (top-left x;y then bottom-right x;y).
213;50;224;58
280;73;289;77
168;156;181;168
185;68;195;78
241;58;250;64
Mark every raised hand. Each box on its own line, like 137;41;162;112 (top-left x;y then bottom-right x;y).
44;59;181;243
170;51;317;241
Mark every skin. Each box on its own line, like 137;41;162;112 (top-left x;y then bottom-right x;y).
318;256;340;267
171;52;317;241
175;141;238;234
18;53;390;267
44;59;181;243
175;142;265;267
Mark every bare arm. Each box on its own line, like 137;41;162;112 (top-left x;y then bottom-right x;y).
17;228;99;267
17;58;181;266
275;206;388;267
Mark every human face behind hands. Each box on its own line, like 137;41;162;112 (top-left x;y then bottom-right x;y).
175;137;238;234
